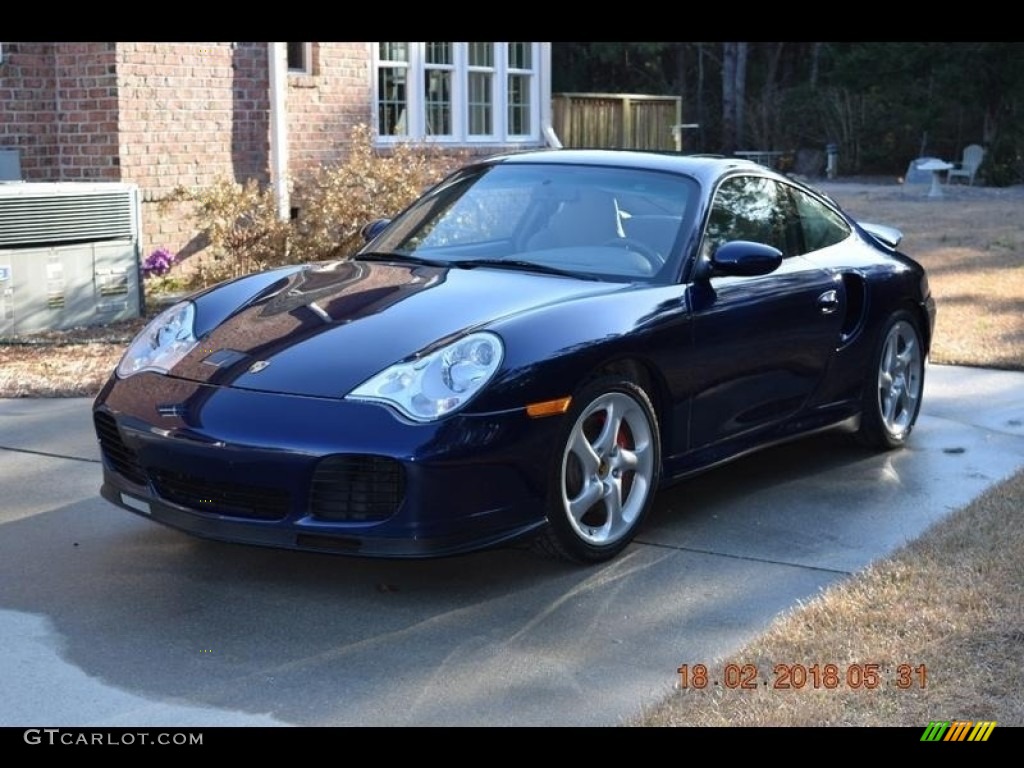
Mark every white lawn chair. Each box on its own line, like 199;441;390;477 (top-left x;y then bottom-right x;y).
947;144;985;186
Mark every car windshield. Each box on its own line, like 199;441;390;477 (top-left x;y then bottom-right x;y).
361;162;699;283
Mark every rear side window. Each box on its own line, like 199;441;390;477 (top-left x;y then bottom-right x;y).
788;185;851;253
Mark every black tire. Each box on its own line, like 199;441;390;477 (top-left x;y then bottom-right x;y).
855;310;925;450
535;376;661;564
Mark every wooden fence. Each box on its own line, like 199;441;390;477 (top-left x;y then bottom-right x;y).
552;93;684;151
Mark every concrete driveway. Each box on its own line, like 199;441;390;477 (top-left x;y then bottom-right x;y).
1;363;1022;727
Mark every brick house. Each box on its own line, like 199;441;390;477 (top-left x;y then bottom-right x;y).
0;42;555;261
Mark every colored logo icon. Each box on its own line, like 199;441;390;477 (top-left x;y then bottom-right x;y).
921;721;996;741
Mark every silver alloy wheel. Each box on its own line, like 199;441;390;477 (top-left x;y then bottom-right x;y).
559;391;656;546
876;319;923;437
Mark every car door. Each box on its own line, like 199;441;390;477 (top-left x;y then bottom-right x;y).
686;174;846;447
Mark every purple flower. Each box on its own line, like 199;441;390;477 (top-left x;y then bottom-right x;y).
142;247;176;278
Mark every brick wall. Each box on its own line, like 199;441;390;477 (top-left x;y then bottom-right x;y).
116;42;270;193
115;42;273;260
0;42;60;179
1;42;122;182
2;42;459;274
115;42;375;262
285;42;372;176
55;42;121;181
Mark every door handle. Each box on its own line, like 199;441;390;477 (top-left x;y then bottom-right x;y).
817;289;840;314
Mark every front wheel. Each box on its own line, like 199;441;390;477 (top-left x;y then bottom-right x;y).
856;310;925;449
536;376;661;563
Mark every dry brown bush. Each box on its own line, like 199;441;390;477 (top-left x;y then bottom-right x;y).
290;124;467;261
165;124;466;290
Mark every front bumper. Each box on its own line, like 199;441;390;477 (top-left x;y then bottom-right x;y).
93;373;559;557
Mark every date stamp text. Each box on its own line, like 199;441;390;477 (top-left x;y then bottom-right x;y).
677;663;927;691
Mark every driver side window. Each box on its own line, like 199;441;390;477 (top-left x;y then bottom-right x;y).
702;176;796;259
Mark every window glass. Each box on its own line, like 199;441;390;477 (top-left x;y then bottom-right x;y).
375;43;538;142
789;186;851;253
424;42;453;136
467;43;495;137
468;42;493;67
370;163;696;283
379;42;408;61
378;66;408;136
468;72;493;136
703;176;793;257
508;42;532;70
378;43;410;136
507;74;531;136
287;42;311;74
425;42;452;65
424;69;452;136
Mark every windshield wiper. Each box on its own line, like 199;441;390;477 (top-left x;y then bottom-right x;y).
354;251;450;268
453;258;598;280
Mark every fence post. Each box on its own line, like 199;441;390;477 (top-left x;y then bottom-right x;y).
622;97;632;149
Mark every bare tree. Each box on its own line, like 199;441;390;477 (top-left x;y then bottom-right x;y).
721;42;749;153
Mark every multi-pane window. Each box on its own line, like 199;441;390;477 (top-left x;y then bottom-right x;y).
424;43;453;136
378;43;410;136
507;42;532;137
467;43;495;137
375;42;540;143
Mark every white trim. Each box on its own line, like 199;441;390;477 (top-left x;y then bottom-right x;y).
372;42;546;145
269;43;290;220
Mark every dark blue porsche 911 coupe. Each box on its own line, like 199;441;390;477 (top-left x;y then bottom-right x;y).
93;149;936;563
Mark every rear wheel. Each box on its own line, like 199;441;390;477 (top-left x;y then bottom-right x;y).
536;376;661;563
856;310;925;449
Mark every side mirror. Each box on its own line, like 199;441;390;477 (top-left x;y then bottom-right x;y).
710;240;783;277
360;218;391;243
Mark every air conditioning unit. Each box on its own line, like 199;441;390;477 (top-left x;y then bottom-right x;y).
0;181;143;335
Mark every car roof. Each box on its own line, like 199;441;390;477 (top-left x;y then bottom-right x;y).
484;147;774;188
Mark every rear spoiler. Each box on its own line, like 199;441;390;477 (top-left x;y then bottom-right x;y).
858;221;904;249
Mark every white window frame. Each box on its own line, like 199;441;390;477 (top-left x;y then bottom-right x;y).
372;42;542;145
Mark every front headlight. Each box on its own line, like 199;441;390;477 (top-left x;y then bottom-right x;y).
116;301;198;378
347;332;503;422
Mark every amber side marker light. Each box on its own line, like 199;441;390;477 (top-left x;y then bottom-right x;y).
526;397;572;418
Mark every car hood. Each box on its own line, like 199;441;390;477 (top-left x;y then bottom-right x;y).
167;259;623;398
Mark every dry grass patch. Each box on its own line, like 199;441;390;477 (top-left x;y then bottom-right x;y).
0;343;123;398
819;182;1024;370
636;467;1024;727
0;315;148;398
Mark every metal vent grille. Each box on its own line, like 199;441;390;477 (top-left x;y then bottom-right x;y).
310;455;405;522
151;469;291;521
0;190;136;247
94;411;148;486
